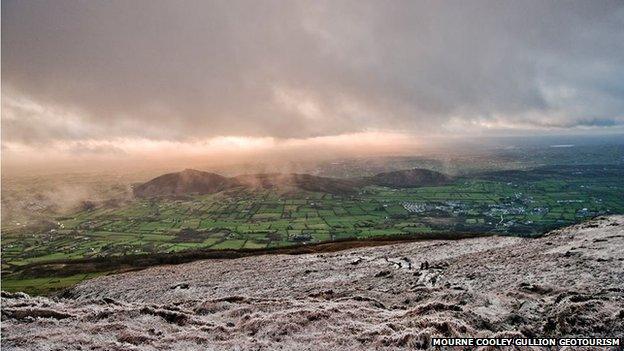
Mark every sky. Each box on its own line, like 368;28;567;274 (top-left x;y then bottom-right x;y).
2;0;624;172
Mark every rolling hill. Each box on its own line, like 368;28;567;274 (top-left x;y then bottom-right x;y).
133;168;452;198
132;169;232;198
232;173;361;194
363;168;452;188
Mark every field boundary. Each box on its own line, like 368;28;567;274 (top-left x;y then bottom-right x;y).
10;232;494;282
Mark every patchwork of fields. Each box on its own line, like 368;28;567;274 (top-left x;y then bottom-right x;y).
3;166;623;274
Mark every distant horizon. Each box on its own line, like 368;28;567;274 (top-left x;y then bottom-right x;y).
2;133;623;177
3;0;624;174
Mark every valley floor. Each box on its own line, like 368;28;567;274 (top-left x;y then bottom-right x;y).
2;216;623;350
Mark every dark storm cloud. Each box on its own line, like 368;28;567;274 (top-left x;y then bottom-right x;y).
2;0;624;144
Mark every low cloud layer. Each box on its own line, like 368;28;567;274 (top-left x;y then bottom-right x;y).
2;0;624;159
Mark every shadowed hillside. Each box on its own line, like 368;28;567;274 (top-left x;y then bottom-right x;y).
132;169;232;197
133;168;453;198
232;173;361;194
364;168;452;188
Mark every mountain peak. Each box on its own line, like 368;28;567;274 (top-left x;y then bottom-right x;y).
133;169;230;198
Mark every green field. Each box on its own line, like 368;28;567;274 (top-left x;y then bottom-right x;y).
1;272;110;296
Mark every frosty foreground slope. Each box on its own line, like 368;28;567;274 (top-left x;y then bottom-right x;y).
2;216;623;350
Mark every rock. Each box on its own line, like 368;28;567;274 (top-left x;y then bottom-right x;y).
171;283;190;290
350;258;363;265
375;270;392;278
